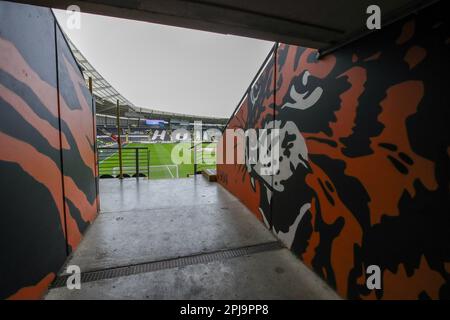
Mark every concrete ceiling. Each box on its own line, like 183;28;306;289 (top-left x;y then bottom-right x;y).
16;0;438;50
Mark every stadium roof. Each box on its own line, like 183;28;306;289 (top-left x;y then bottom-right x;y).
63;33;136;109
63;31;227;123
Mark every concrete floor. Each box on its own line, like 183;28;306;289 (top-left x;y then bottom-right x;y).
46;177;340;300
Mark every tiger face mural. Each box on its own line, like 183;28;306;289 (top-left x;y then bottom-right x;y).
218;2;450;300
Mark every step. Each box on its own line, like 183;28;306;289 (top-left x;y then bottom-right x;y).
202;169;217;182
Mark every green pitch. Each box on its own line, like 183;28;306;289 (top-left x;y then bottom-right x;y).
98;142;217;179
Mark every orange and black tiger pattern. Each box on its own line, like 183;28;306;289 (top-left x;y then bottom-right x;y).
218;2;450;299
0;2;98;299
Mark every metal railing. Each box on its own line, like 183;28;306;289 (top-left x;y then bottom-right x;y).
97;147;149;178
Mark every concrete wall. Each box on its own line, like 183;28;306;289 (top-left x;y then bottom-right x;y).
0;1;98;299
217;2;449;299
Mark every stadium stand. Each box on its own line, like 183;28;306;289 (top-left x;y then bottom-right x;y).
63;35;225;180
65;33;227;149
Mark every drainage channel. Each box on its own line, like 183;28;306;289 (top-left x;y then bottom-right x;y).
51;241;283;288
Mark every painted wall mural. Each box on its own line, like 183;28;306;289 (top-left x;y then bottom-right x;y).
218;2;450;299
56;27;99;251
0;2;98;299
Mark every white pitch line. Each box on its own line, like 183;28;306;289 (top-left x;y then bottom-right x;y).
148;165;178;179
166;165;175;178
99;150;117;164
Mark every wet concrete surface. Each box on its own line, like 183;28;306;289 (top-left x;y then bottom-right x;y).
46;177;340;300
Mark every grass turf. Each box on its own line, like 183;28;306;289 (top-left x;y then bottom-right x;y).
98;142;216;179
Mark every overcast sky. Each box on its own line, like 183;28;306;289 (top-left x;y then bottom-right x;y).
53;9;273;118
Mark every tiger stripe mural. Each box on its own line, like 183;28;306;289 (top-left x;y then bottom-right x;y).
217;1;449;299
56;27;99;251
0;2;98;299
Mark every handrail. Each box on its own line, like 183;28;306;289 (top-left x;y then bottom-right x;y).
98;147;148;150
221;42;278;133
97;146;150;178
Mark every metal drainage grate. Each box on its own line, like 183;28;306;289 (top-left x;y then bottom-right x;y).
51;241;283;288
